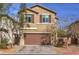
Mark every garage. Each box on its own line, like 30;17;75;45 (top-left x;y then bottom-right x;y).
24;33;50;45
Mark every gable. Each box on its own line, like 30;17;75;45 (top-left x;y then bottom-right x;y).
30;5;56;15
18;8;38;14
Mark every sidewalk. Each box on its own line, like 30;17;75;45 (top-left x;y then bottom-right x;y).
53;45;79;55
0;45;24;54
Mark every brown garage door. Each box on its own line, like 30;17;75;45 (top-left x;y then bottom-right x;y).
24;33;50;45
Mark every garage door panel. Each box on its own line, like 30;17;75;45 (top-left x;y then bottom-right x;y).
24;33;50;45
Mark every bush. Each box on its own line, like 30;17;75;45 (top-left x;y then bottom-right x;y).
0;38;8;49
57;29;67;37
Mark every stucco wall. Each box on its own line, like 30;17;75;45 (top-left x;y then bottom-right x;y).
31;6;57;24
20;6;57;33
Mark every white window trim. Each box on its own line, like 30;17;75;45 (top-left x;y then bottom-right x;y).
23;32;51;33
26;27;37;29
36;23;52;24
24;22;53;24
22;27;37;30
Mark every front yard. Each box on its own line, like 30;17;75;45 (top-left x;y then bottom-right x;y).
0;44;79;55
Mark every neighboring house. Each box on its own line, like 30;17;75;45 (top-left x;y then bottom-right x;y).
68;20;79;45
18;5;58;45
0;14;16;44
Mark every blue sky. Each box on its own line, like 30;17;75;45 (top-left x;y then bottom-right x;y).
8;3;79;29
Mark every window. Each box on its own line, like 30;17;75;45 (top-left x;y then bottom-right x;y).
41;15;50;23
26;14;33;23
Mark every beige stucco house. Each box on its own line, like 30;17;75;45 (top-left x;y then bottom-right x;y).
19;5;58;45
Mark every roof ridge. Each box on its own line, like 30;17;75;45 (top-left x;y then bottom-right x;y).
18;8;38;14
26;8;38;14
30;4;56;14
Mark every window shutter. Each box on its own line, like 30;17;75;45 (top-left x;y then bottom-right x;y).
32;15;34;23
49;15;51;23
40;15;42;23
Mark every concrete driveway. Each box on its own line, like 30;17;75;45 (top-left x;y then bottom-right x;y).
15;45;59;54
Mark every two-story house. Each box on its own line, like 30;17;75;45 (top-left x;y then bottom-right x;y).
19;5;58;45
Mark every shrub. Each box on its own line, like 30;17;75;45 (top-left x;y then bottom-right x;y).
57;29;67;37
0;38;8;49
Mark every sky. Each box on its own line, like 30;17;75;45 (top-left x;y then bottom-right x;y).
8;3;79;29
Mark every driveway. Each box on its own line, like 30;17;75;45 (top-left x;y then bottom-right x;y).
11;45;79;55
15;45;59;54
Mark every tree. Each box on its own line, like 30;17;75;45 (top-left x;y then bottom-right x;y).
0;3;13;14
50;23;57;46
19;3;27;28
18;3;27;46
57;29;67;37
0;4;13;48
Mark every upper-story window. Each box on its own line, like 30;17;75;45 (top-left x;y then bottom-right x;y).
40;15;51;23
25;14;34;23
